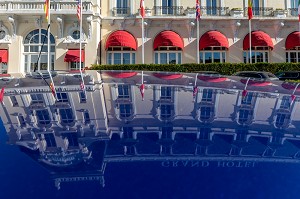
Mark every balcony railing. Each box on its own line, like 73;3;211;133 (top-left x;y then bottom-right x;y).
112;7;130;16
200;6;229;16
0;1;93;15
184;6;229;17
288;8;298;17
153;6;184;16
244;7;273;17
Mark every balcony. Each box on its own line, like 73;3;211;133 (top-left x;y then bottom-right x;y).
0;1;93;15
288;8;299;17
184;6;229;17
153;6;184;16
244;7;273;17
112;7;130;16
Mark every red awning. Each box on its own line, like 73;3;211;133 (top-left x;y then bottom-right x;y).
153;31;184;50
64;49;85;62
153;73;183;80
286;31;300;50
198;75;228;82
282;82;300;92
243;31;274;50
199;31;229;50
105;72;138;78
105;30;137;50
0;49;8;63
240;79;271;87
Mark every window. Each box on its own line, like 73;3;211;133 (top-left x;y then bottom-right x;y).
10;96;18;107
107;47;135;65
243;48;269;63
238;109;253;124
206;0;217;15
70;62;84;70
117;85;130;99
275;113;291;128
161;87;172;100
202;89;213;102
39;133;56;147
251;0;268;16
290;0;298;16
83;111;91;124
241;92;254;105
115;0;129;15
200;50;226;63
17;115;26;127
36;109;51;125
161;0;174;14
0;63;7;74
79;91;86;103
0;30;6;40
286;49;300;63
119;104;132;118
160;104;172;120
59;108;74;124
71;30;80;40
30;93;44;104
24;29;55;73
56;92;68;103
62;133;79;147
200;106;214;121
280;96;291;109
155;49;181;64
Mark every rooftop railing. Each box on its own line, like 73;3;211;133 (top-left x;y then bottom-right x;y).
0;1;93;15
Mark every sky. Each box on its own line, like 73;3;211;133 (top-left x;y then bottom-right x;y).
1;120;300;199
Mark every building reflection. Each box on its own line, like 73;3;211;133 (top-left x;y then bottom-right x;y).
1;71;300;189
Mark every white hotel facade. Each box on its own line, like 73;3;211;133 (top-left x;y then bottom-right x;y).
0;0;299;75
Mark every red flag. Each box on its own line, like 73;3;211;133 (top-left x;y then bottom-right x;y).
80;81;85;91
196;0;201;20
193;86;198;97
140;0;145;18
49;82;56;97
291;94;296;104
242;90;248;100
77;0;81;20
0;87;4;102
248;0;253;20
140;84;145;101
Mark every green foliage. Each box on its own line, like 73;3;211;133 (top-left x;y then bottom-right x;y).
89;63;300;75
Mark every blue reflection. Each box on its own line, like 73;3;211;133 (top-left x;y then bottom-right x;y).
2;71;300;198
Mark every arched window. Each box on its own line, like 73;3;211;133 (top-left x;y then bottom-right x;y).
285;31;300;63
105;31;136;65
154;31;183;64
199;31;228;63
243;31;273;63
24;29;55;73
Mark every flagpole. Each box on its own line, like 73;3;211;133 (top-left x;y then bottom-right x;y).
141;17;145;64
47;0;57;100
79;0;86;96
197;19;200;64
249;19;252;64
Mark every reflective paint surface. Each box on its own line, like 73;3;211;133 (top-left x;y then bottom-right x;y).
1;71;300;198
